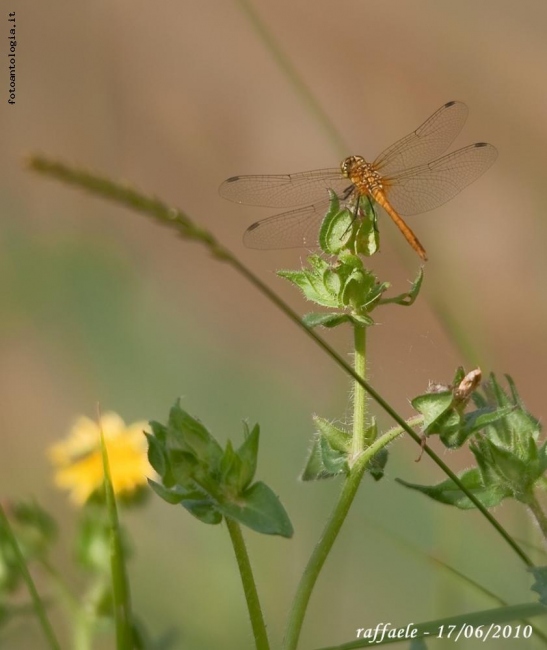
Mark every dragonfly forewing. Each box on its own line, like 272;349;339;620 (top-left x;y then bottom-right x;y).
373;100;469;177
219;169;350;209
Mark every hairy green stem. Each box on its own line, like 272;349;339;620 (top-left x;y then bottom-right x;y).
284;327;368;650
225;517;270;650
525;493;547;539
352;325;367;458
283;427;404;650
283;462;367;650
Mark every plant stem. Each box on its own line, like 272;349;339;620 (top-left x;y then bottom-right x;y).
236;0;348;156
526;493;547;539
284;325;371;650
99;421;134;650
40;558;93;650
352;325;367;458
225;517;270;650
283;461;368;650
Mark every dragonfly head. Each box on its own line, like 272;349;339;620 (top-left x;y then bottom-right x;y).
340;155;365;179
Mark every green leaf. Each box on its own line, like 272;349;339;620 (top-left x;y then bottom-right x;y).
167;401;223;463
367;447;388;481
313;416;351;452
181;497;223;525
220;482;293;537
145;432;167;476
462;406;514;439
302;312;354;329
235;423;260;491
149;420;168;444
147;480;220;527
300;424;350;481
320;436;349;475
318;193;353;254
354;196;380;257
300;439;327;481
147;479;185;505
169;449;199;487
381;266;424;306
396;468;510;509
278;263;340;307
411;391;454;431
530;566;547;605
219;440;244;490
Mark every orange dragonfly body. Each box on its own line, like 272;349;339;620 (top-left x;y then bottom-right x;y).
220;101;497;260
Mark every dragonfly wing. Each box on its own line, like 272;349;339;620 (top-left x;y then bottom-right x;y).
219;169;351;208
243;199;332;249
383;143;498;216
374;101;469;176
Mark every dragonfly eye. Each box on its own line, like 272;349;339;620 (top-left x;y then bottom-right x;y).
340;155;364;178
340;157;352;178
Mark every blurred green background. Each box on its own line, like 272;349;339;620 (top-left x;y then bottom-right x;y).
2;1;547;648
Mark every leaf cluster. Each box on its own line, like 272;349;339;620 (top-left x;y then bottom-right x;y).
278;193;423;329
147;401;293;537
399;372;547;510
301;416;388;482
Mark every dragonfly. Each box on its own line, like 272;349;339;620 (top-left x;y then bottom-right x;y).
219;101;497;261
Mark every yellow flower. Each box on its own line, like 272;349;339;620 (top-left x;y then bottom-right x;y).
49;412;151;505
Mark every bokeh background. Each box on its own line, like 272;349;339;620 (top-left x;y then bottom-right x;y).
2;1;547;648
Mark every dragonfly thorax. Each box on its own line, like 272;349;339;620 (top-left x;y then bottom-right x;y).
340;155;383;194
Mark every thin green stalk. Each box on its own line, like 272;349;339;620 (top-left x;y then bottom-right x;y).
352;325;367;458
283;428;405;650
0;504;62;650
26;156;533;568
283;323;373;650
225;517;270;650
40;558;93;650
283;463;367;650
99;423;134;650
526;494;547;539
236;0;348;155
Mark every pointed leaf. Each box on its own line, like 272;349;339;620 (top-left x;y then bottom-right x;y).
167;401;223;463
530;566;547;605
396;468;510;509
235;423;259;491
313;416;351;452
300;439;327;481
411;392;454;431
220;482;293;537
181;498;223;525
145;432;167;476
319;435;349;475
147;479;185;505
302;312;353;329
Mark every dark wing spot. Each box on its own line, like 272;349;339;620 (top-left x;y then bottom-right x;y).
226;176;240;183
444;100;456;108
474;142;488;148
247;221;260;231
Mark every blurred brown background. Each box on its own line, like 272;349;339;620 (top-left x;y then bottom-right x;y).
1;1;546;648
